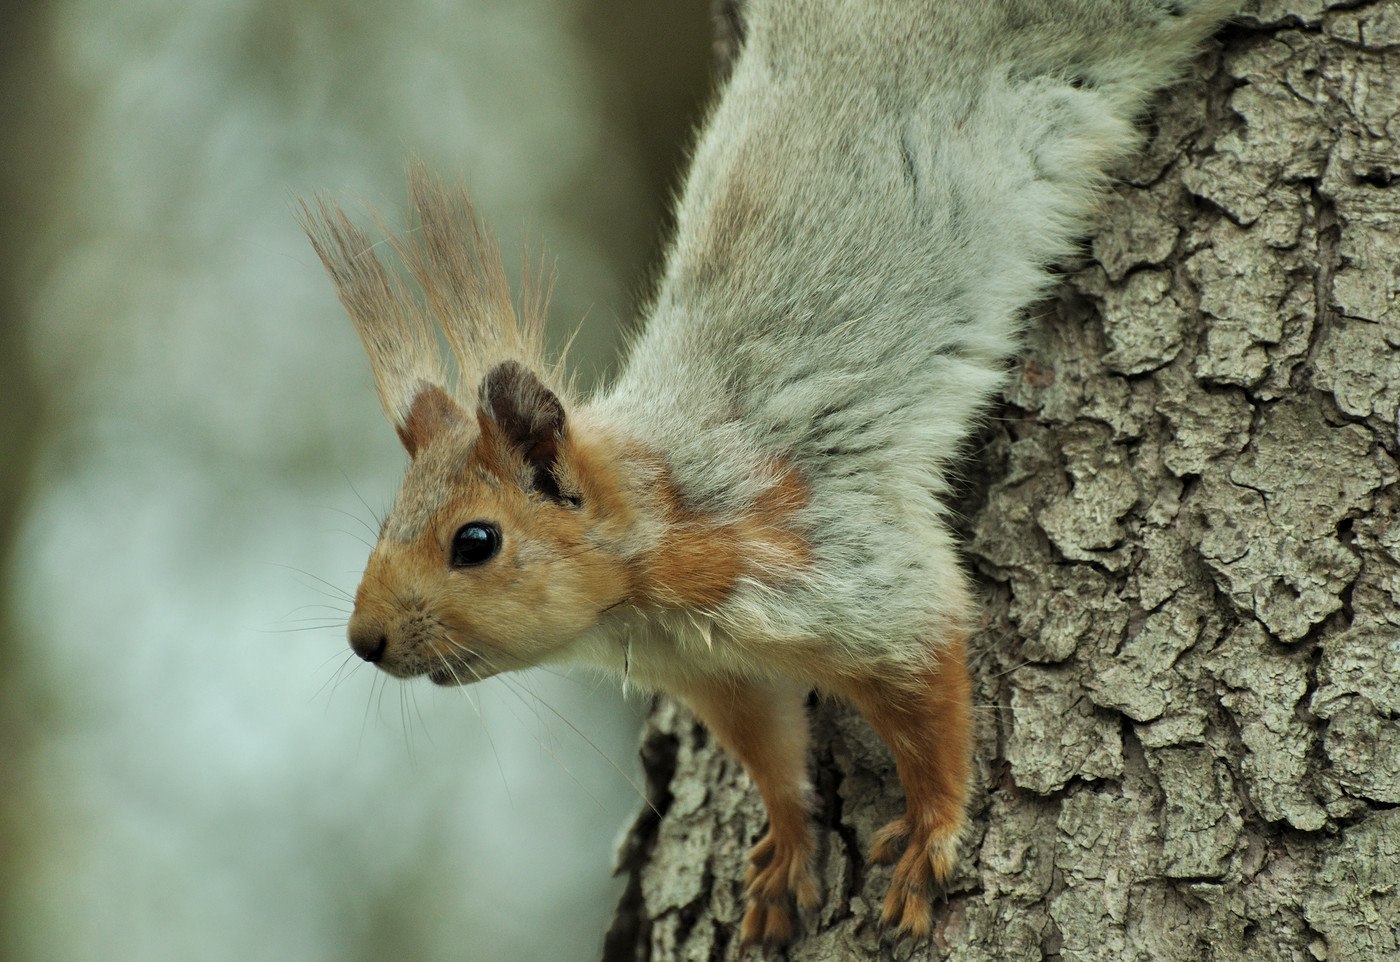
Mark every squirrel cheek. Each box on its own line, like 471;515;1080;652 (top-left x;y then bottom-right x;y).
570;556;631;619
505;558;631;650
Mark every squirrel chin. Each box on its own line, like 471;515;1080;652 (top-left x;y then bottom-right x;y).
428;669;471;687
427;652;505;687
428;666;483;687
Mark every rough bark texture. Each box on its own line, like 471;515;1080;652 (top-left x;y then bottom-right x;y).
606;2;1399;960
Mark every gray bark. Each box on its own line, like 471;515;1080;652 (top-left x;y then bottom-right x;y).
605;2;1400;960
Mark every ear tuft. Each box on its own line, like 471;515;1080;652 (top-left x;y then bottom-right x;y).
479;362;572;502
396;383;464;458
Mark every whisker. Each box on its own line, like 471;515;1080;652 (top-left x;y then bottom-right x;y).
332;528;376;551
342;471;386;531
275;602;354;619
489;673;609;812
399;685;417;766
408;683;434;749
259;614;350;628
320;503;381;541
359;671;384;757
375;668;391;729
266;614;351;625
461;646;652;815
263;561;356;603
435;647;513;805
332;655;366;700
311;651;359;705
987;659;1033;679
253;624;348;635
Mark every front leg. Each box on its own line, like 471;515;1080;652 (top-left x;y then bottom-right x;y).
671;675;818;947
831;631;972;940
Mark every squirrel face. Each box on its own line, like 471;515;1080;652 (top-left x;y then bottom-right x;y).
299;182;673;682
346;365;631;685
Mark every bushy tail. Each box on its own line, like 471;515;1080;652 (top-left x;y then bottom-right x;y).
1033;0;1237;112
907;0;1237;356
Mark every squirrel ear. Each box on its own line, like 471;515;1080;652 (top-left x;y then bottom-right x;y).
395;383;464;458
478;361;572;503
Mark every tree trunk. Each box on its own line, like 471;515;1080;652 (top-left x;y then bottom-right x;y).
605;2;1399;960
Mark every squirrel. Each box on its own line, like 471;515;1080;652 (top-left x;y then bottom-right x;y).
301;0;1235;947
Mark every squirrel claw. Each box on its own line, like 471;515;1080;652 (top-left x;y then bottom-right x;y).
874;816;961;941
738;830;819;948
740;897;796;950
868;815;910;865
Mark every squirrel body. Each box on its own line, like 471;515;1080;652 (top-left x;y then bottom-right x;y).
304;0;1235;944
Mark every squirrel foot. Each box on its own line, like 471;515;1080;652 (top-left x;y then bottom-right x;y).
739;829;820;947
873;813;962;940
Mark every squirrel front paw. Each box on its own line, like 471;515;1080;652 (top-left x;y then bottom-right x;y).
870;812;963;940
739;829;820;947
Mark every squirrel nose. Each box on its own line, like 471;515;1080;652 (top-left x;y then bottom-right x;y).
348;625;388;663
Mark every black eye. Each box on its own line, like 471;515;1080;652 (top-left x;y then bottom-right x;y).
450;522;500;567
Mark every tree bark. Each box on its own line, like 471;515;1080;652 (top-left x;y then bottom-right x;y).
605;2;1400;960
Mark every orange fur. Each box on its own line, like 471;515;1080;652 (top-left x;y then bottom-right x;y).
471;410;527;485
356;413;815;682
670;675;818;947
550;425;647;553
659;627;972;943
828;632;972;938
634;459;812;610
350;384;970;941
351;424;632;680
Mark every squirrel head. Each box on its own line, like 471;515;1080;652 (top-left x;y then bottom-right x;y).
302;167;814;684
345;363;631;685
300;170;631;684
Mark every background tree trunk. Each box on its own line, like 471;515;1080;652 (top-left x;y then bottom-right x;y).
605;2;1399;960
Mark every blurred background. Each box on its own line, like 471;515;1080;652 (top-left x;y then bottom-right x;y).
0;2;713;959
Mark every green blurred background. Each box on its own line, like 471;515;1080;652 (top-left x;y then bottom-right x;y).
0;2;713;959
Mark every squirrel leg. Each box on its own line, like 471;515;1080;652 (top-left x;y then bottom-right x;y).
833;631;972;940
673;676;818;947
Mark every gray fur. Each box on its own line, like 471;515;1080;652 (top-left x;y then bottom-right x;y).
588;0;1234;675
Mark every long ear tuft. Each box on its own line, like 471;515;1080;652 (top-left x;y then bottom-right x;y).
479;361;573;503
300;164;568;442
297;195;446;432
391;164;555;392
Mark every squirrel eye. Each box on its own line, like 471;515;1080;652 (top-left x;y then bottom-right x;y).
450;522;500;567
